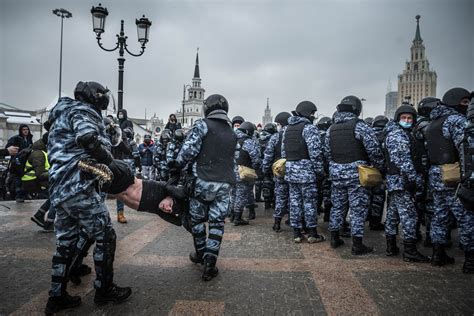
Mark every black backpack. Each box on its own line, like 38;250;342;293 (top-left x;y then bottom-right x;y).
9;146;33;176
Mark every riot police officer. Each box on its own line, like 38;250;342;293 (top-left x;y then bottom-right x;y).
262;112;291;232
425;87;474;273
384;105;430;262
316;116;333;222
325;96;384;255
282;101;325;243
259;123;277;209
174;94;238;281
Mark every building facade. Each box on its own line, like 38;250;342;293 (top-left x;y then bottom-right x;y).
397;15;437;108
385;91;398;119
176;50;205;129
262;98;273;125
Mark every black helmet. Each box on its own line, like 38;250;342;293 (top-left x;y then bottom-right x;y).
74;81;110;110
144;134;152;140
316;117;332;131
274;112;291;127
417;97;441;117
174;129;185;142
394;104;417;122
231;115;245;125
160;129;172;142
442;87;470;107
203;94;229;116
293;101;317;118
364;117;374;126
372;115;389;128
337;95;362;116
263;123;277;134
237;121;256;136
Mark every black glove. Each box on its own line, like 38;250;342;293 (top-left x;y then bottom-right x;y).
167;159;181;170
102;160;135;194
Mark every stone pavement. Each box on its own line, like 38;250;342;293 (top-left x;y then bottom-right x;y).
0;199;473;315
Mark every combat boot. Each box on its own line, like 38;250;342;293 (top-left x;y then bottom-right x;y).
369;216;384;231
233;213;249;226
272;218;281;232
189;250;204;264
330;231;344;248
229;212;235;224
69;264;92;286
293;228;304;243
423;234;432;248
340;221;351;238
30;210;45;228
202;256;219;281
248;205;256;220
117;210;127;224
307;228;326;243
385;235;400;256
403;239;430;263
45;293;81;315
351;236;374;255
43;220;54;232
462;250;474;274
431;244;455;266
94;283;132;305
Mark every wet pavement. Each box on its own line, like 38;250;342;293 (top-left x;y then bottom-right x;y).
0;199;472;315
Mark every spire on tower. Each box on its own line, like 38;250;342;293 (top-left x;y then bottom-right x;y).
413;15;423;43
193;47;200;79
266;97;269;109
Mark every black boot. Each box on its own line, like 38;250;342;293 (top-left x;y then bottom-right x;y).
272;218;281;232
45;293;81;315
248;205;256;220
431;243;455;266
307;227;326;243
233;213;249;226
385;235;400;256
462;250;474;274
403;239;430;263
94;283;132;305
202;256;219;281
31;210;45;228
229;212;235;224
189;250;204;264
330;231;344;248
351;236;374;255
293;228;304;243
69;264;92;286
423;233;432;248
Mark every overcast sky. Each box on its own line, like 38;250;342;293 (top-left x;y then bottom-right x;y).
1;0;473;123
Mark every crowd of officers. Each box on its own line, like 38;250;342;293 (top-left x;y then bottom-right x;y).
2;80;472;314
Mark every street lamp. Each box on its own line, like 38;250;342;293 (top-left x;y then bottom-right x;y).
52;8;72;98
182;84;192;126
90;3;152;111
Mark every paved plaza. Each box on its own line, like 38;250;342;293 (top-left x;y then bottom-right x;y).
1;199;473;315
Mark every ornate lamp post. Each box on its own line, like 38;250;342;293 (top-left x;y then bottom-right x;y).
182;84;192;126
52;8;72;98
90;3;151;111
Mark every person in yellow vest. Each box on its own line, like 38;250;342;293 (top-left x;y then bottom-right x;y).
26;133;55;231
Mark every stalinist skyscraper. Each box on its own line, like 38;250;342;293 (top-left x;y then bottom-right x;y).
397;15;437;107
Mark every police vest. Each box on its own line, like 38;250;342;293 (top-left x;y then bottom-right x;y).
425;115;459;165
196;118;237;184
385;129;423;175
236;138;252;168
21;150;50;182
329;119;368;163
284;122;310;161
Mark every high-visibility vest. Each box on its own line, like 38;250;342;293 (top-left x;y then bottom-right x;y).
21;150;50;182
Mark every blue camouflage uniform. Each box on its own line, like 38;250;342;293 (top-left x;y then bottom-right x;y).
47;97;114;296
428;105;474;251
282;116;323;229
153;142;169;181
384;120;422;240
325;112;385;237
317;128;332;219
234;129;261;216
176;119;238;260
262;127;289;219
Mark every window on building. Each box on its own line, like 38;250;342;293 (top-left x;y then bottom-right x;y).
194;91;197;98
415;52;418;59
